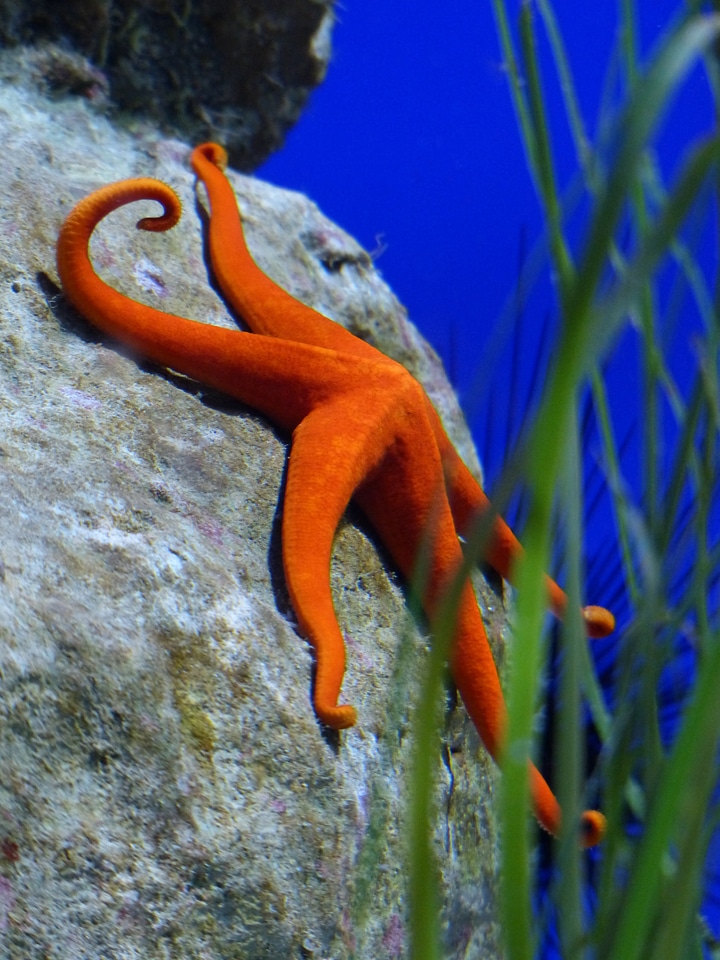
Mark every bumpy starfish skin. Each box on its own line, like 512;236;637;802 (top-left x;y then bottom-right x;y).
56;143;614;846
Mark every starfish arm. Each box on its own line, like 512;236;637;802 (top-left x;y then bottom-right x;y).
355;410;605;845
429;404;615;639
442;546;604;844
530;765;606;848
57;177;182;336
448;574;605;844
281;382;407;729
351;420;507;751
191;143;382;360
453;582;604;844
56;179;388;432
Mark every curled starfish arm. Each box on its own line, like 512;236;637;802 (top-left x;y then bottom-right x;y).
57;178;182;342
191;143;381;360
56;179;385;431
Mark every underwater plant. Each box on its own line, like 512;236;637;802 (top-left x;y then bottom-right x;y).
402;2;720;958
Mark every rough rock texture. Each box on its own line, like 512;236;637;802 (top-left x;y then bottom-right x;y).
0;77;505;957
0;0;334;169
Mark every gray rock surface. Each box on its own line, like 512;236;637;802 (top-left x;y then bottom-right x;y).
0;0;334;169
0;77;504;957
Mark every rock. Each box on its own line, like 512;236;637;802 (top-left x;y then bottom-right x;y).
0;77;503;957
0;0;335;169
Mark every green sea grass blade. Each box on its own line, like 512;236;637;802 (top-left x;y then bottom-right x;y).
494;12;720;960
535;0;593;175
554;413;587;958
406;506;500;960
406;525;444;960
602;626;720;960
566;16;720;345
351;610;424;954
519;0;575;298
491;0;539;191
588;136;720;364
647;717;715;960
589;368;641;605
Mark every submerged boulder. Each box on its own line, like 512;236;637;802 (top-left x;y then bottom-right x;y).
0;76;503;958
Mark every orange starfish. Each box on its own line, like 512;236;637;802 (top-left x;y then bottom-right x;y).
56;142;614;846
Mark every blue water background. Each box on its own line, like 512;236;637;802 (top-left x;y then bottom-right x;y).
260;0;719;952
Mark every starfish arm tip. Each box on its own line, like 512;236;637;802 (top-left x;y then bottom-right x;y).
191;141;228;174
582;605;616;638
316;703;357;730
136;207;181;234
580;809;606;848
